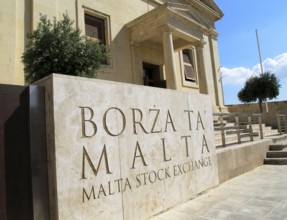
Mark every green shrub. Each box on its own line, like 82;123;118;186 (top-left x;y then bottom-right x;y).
22;14;110;83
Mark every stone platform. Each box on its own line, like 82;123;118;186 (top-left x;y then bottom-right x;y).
151;165;287;220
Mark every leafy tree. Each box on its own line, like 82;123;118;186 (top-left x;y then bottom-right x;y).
238;72;281;113
22;14;110;83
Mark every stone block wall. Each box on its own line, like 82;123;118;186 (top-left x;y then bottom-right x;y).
216;139;271;184
227;101;287;128
37;74;219;220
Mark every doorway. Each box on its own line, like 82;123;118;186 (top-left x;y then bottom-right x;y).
142;62;166;88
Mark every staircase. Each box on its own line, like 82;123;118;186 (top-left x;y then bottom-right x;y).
264;141;287;165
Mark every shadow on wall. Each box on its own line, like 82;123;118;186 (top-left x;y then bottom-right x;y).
0;85;50;220
5;89;34;220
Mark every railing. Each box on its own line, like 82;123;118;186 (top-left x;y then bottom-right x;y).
277;114;287;135
213;113;263;147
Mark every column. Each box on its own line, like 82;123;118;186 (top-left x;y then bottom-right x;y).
195;40;208;95
162;28;177;90
130;41;142;85
209;29;226;111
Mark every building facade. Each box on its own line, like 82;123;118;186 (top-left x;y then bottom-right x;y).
0;0;227;112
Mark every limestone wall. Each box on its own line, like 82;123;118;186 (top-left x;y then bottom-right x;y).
216;139;271;184
0;0;27;85
227;101;287;128
37;74;219;220
0;0;225;112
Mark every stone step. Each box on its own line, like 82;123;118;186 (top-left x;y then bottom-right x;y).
269;143;287;151
264;158;287;165
269;145;285;151
266;151;287;158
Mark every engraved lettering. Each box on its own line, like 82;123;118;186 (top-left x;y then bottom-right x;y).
79;106;97;138
173;164;183;176
131;141;148;169
181;135;191;157
182;162;190;173
98;184;106;198
103;107;126;136
184;110;194;130
148;171;157;183
196;111;205;130
136;173;142;188
123;178;132;191
81;145;112;179
165;167;171;178
114;178;123;193
157;168;165;181
82;186;95;202
161;138;171;162
201;134;210;154
149;109;162;133
131;108;149;134
164;110;176;132
108;181;115;195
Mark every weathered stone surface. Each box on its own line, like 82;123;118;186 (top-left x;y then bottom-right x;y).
216;139;271;184
38;74;218;220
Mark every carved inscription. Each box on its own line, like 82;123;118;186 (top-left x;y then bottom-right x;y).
78;106;213;203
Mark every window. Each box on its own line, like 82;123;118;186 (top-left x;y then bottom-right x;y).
182;49;196;82
85;14;106;44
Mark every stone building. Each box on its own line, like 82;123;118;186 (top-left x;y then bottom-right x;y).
0;0;226;112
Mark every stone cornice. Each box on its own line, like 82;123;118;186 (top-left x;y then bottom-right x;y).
194;39;206;48
126;3;208;31
187;0;223;21
208;28;218;40
126;2;208;44
166;4;208;30
143;0;224;21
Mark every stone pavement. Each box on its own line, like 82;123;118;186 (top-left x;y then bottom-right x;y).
150;165;287;220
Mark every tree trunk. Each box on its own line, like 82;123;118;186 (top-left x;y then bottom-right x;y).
258;100;263;113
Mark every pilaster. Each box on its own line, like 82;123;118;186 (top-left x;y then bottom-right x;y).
195;40;209;95
130;41;143;85
208;29;225;110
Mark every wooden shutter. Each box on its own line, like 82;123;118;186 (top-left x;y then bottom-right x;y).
182;49;196;81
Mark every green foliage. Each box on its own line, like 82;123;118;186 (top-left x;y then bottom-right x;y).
238;71;281;112
22;14;110;83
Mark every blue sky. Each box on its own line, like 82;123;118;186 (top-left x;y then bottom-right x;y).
215;0;287;104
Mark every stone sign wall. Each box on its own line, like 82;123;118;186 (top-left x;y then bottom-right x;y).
39;74;219;220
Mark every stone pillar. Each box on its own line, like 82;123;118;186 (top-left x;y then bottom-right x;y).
195;40;208;95
209;29;226;111
130;41;143;85
162;28;177;90
209;29;228;112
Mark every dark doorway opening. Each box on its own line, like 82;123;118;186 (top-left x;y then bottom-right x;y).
142;62;166;88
